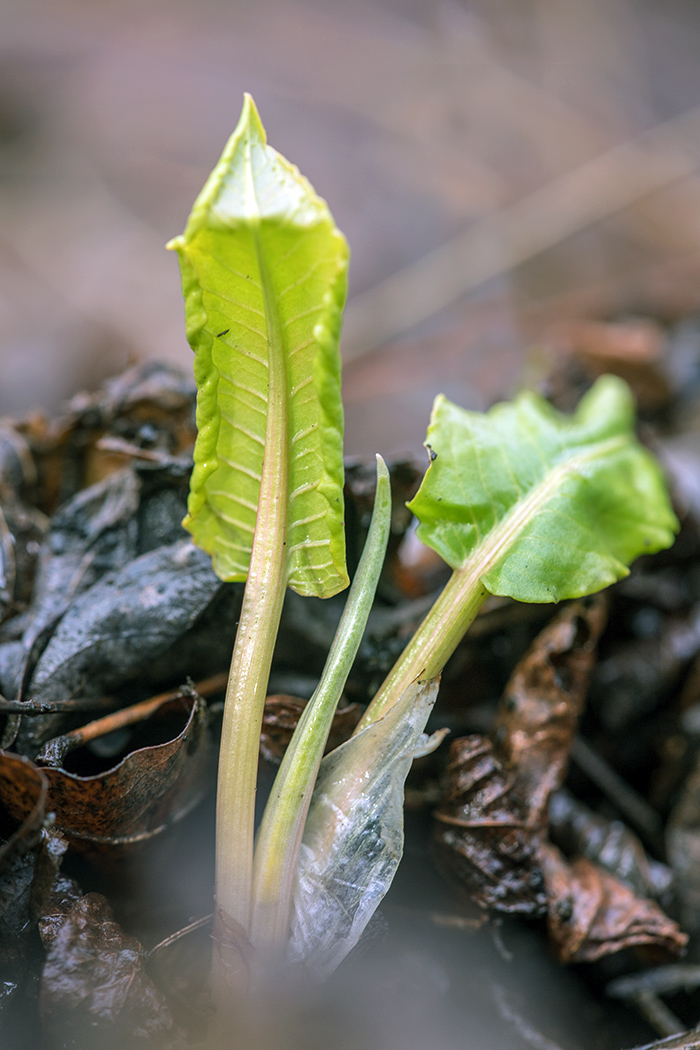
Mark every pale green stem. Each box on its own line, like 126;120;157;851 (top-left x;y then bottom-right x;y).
214;210;289;954
356;566;489;732
251;456;391;953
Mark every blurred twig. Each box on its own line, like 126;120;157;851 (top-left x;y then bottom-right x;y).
570;735;663;848
342;105;700;360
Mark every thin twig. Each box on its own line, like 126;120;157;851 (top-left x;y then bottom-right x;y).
95;436;192;468
631;991;685;1039
608;966;700;1001
35;673;228;766
0;695;119;714
493;984;570;1050
145;914;214;959
630;1031;700;1050
342;105;700;360
570;736;662;847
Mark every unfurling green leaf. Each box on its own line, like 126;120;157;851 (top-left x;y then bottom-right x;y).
167;94;349;597
408;376;678;603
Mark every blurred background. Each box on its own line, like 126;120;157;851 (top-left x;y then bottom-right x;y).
3;0;700;456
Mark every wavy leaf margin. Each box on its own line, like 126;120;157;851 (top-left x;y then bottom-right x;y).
168;95;349;597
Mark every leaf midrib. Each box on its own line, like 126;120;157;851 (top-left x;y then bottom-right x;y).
452;432;628;587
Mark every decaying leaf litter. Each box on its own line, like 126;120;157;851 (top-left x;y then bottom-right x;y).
4;331;700;1049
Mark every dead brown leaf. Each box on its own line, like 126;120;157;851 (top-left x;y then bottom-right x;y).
538;842;687;964
493;594;608;827
434;597;687;963
434;598;607;915
0;687;213;853
433;735;548;915
40;891;181;1045
260;694;363;765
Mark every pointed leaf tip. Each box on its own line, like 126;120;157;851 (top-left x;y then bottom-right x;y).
238;92;266;146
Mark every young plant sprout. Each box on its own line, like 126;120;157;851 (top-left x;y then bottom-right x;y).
168;95;679;998
358;375;680;729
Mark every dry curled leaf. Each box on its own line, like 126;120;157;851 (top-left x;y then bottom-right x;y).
434;599;607;915
0;688;212;853
433;735;547;916
434;597;686;961
493;595;608;827
538;842;687;964
17;361;196;513
549;789;672;900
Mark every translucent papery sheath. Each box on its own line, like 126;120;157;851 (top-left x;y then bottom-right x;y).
289;677;443;977
168;94;349;598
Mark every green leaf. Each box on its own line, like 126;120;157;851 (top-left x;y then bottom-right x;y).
167;94;349;597
408;376;678;603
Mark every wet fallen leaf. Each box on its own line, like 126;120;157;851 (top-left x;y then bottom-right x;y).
667;748;700;936
591;602;700;732
538;842;687;963
0;487;47;628
7;454;195;689
0;753;47;870
0;687;213;852
0;759;71;1037
20;540;220;750
0;759;48;1004
8;467;142;705
36;879;84;976
40;891;182;1046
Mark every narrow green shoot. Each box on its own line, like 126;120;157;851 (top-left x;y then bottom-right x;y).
252;456;391;953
